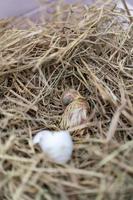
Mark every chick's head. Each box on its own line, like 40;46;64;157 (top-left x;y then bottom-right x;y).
61;89;83;106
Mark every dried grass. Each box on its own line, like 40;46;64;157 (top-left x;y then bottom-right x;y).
0;1;133;200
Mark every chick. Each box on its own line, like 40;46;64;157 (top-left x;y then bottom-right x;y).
60;89;90;129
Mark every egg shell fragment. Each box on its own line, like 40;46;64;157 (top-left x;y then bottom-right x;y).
33;130;73;164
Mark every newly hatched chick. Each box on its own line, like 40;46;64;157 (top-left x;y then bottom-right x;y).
60;89;90;129
33;130;73;164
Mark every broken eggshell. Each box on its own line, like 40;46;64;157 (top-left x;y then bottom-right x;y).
33;130;73;164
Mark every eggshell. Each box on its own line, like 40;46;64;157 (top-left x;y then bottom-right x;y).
33;130;73;164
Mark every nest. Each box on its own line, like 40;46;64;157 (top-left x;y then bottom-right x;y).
0;1;133;199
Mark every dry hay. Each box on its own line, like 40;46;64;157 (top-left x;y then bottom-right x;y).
0;1;133;200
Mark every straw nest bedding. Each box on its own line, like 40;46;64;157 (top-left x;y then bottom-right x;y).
0;1;133;200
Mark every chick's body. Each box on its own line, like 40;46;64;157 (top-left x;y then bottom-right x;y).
60;97;89;129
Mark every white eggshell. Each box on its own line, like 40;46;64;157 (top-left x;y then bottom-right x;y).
33;130;73;164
